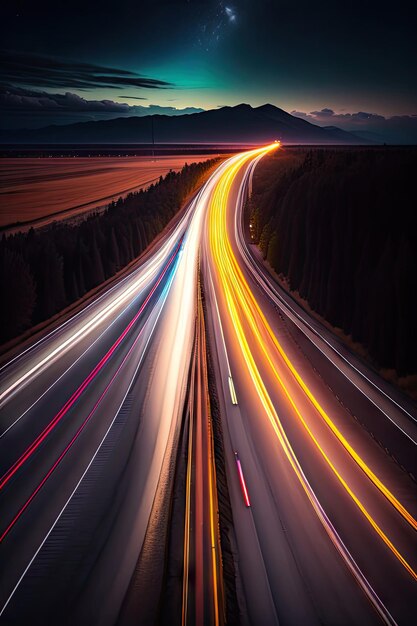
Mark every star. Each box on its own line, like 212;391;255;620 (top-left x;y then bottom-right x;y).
225;6;236;23
194;2;237;51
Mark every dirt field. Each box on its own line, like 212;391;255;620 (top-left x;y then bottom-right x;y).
0;155;216;229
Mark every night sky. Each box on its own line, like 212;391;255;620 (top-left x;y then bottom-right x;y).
1;0;416;140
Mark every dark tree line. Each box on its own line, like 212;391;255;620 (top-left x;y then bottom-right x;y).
249;148;417;376
1;159;218;344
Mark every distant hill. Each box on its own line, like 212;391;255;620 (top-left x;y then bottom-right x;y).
0;103;369;145
351;130;386;144
321;125;367;143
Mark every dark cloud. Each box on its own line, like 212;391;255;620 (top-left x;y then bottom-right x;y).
291;108;417;143
292;108;387;125
310;108;335;118
1;0;416;119
306;109;386;124
118;95;148;100
0;85;135;112
0;85;204;128
0;50;173;91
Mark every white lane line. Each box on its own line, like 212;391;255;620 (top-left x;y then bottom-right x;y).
228;377;238;405
207;261;240;408
206;246;281;624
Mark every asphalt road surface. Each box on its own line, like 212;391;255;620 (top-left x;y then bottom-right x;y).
202;146;417;625
1;145;416;625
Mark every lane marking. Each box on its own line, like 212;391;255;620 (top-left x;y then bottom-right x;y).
228;376;238;405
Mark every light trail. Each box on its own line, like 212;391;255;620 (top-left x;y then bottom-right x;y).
2;145;414;623
200;286;222;626
181;367;194;626
207;145;411;620
233;176;417;521
234;452;251;507
210;234;396;622
0;280;154;440
0;238;183;494
182;274;222;626
0;208;192;407
208;148;417;547
0;156;228;622
234;172;417;532
0;249;178;619
234;189;417;438
0;249;183;544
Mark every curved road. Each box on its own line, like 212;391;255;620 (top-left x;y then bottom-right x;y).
202;146;417;625
0;162;230;624
0;146;416;625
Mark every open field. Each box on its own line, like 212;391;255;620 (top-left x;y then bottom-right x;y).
0;155;217;230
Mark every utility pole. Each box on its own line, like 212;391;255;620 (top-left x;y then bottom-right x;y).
151;115;155;160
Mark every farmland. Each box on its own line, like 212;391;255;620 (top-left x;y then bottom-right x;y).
0;155;216;230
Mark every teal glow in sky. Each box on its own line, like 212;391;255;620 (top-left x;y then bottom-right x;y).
1;0;417;137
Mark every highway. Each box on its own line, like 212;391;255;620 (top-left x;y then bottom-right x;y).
0;160;231;624
0;145;416;625
202;145;417;625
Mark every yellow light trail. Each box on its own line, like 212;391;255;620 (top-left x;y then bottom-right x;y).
181;360;194;626
200;290;222;626
207;145;417;584
182;275;223;626
231;222;417;533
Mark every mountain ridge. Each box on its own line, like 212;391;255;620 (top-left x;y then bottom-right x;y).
0;103;370;144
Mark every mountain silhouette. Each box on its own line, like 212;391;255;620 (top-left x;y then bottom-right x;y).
0;103;368;144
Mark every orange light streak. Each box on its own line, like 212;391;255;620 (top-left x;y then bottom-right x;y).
208;145;417;584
